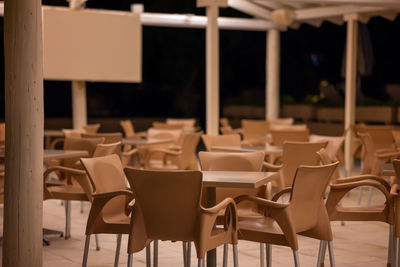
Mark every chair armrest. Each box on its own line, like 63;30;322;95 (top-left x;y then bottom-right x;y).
335;175;390;191
234;195;288;209
201;197;237;215
92;189;133;199
263;161;282;172
43;166;86;181
50;137;65;149
271;187;292;202
121;148;139;157
376;150;400;159
330;181;391;203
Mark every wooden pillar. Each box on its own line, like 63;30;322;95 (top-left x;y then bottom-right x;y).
198;0;227;135
344;14;358;175
69;0;87;129
3;0;44;265
266;29;281;120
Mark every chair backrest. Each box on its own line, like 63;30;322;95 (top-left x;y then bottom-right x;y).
199;151;264;171
180;132;201;169
125;168;202;241
93;142;122;158
147;128;182;142
166;118;196;127
357;132;377;174
289;162;338;232
201;134;241;152
153;122;185;130
220;117;230;127
83;123;101;134
268;118;294;126
271;129;310;146
269;124;307;131
316;148;340;183
309;134;344;161
360;125;394;151
62;129;84;138
281;141;327;187
241;120;270;140
120;120;135;138
81;154;128;217
63;137;105;167
82;132;123;144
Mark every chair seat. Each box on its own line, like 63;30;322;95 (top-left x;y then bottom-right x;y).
104;213;131;225
239;217;283;235
46;184;88;201
336;204;385;213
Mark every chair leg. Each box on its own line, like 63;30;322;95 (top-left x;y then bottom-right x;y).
186;242;191;267
198;258;204;267
317;240;327;267
65;200;71;239
127;254;133;267
394;237;399;267
367;186;373;205
146;244;151;267
260;243;265;267
154;240;159;267
95;234;100;251
266;244;272;267
183;242;187;267
82;235;90;267
223;244;228;267
293;250;300;267
357;187;363;205
327;241;335;267
233;244;239;267
389;224;394;266
114;234;122;267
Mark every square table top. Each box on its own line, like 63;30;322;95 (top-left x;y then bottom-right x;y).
0;149;89;161
201;171;277;188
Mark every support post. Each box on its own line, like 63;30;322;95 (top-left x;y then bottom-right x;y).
198;0;227;135
69;0;87;129
3;0;44;265
344;14;358;175
266;29;281;120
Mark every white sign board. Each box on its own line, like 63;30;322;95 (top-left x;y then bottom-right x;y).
43;7;142;82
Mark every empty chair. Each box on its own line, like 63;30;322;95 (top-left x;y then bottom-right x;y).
144;132;201;170
120;119;146;138
153;121;185;130
124;168;239;267
263;141;327;193
82;123;101;134
241;120;269;144
80;154;138;267
324;167;395;267
166;118;196;127
309;134;345;163
268;117;294;126
237;162;339;267
360;125;395;151
220;118;243;136
201;134;241;152
270;128;309;146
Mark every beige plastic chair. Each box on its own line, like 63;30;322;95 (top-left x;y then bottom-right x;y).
124;168;239;267
80;154;137;267
49;128;85;149
309;134;345;163
268;118;294;126
358;132;400;176
263;141;327;193
237;162;339;267
83;123;101;134
153;121;185;130
201;134;241;152
220;118;243;136
144;132;201;170
120;119;146;138
270;129;309;146
82;132;123;144
325;169;394;267
241;120;269;144
361;125;395;151
167;118;196;127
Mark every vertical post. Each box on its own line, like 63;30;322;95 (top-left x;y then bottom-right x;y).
69;0;87;129
266;29;281;120
3;0;44;265
344;14;358;175
198;0;227;135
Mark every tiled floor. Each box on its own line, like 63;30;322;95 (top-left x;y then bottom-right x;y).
0;171;394;266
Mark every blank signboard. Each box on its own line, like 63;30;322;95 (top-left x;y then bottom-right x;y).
43;7;142;82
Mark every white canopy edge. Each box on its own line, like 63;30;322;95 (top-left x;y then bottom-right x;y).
140;12;281;31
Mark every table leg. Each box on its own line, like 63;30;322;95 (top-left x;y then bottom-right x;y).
206;187;216;267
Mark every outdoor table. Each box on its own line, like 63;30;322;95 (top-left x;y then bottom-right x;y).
44;130;64;148
201;171;277;267
211;145;282;156
0;149;89;161
122;138;175;146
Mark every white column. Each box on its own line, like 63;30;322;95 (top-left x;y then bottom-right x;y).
69;0;87;129
3;0;44;265
205;5;220;135
344;14;358;175
266;29;280;120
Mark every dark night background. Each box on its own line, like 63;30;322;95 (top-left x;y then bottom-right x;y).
1;0;400;127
